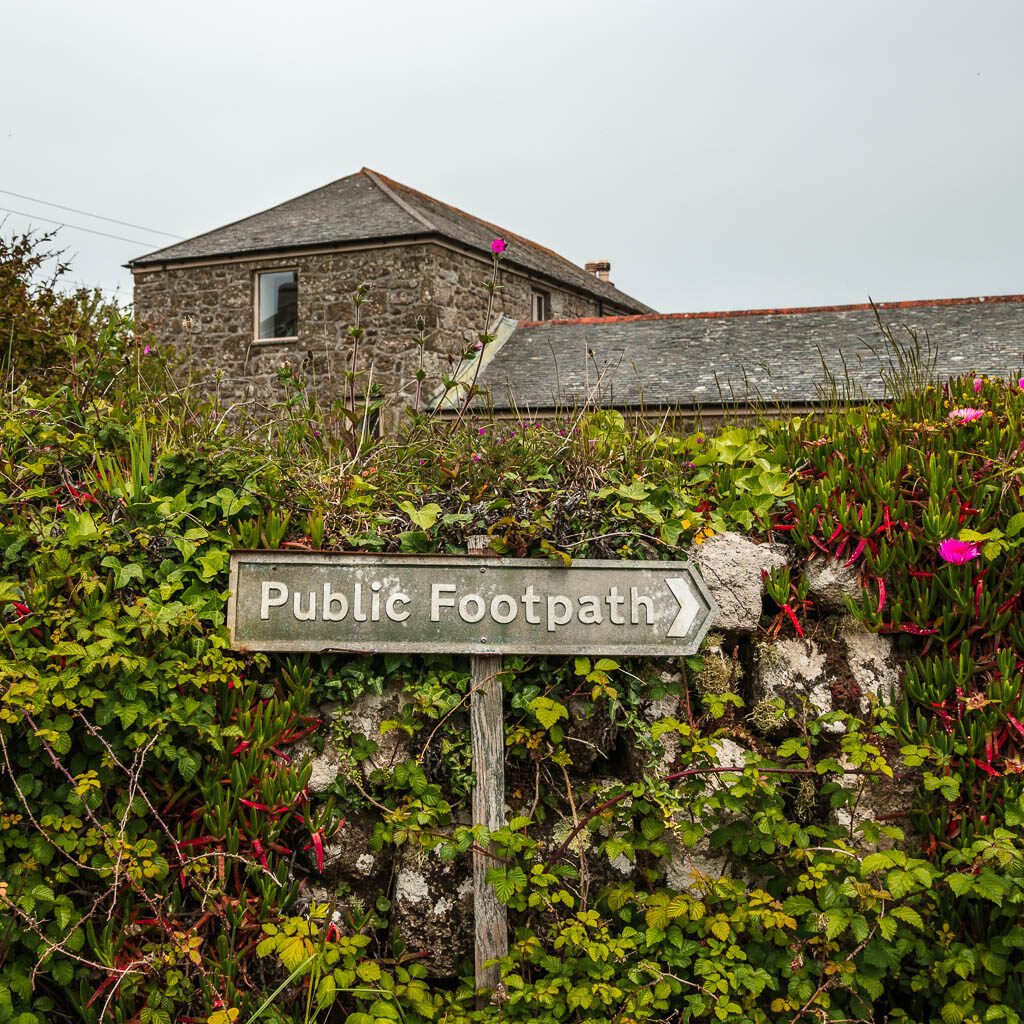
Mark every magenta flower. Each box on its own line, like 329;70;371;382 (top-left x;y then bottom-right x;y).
973;378;983;393
143;345;151;355
491;238;507;255
1019;377;1024;391
938;539;981;564
949;407;985;423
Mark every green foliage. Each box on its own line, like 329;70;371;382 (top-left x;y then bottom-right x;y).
2;265;1024;1023
0;227;122;380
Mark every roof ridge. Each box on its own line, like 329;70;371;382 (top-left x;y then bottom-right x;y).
129;170;369;265
365;169;627;293
513;293;1024;329
360;168;438;234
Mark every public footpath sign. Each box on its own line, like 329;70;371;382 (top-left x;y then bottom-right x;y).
227;551;717;657
227;546;716;996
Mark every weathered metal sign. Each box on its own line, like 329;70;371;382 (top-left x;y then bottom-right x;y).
227;552;716;656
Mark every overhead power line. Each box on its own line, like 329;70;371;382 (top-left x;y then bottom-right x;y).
0;205;157;247
0;187;182;239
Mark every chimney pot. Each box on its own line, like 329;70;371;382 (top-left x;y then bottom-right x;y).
595;260;611;283
585;261;600;276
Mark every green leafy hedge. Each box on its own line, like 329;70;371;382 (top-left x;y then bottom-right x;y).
2;315;1024;1024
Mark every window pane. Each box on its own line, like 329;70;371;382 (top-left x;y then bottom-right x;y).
258;271;298;338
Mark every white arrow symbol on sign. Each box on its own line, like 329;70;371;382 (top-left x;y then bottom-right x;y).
665;577;700;638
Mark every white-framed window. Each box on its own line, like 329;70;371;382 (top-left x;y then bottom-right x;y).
531;290;549;321
256;270;298;340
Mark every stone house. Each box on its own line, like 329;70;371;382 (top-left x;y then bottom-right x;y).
129;169;652;424
131;170;1024;427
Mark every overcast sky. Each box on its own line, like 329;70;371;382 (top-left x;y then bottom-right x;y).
3;0;1023;314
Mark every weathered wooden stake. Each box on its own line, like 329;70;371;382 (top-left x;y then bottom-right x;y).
468;535;508;995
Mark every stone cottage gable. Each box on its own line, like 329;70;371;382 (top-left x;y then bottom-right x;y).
129;168;652;316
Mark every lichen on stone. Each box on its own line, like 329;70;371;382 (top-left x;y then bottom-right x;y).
695;633;740;695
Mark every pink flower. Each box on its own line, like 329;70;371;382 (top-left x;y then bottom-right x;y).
143;345;151;355
491;238;507;255
973;378;983;393
949;407;985;423
1019;377;1024;391
938;539;981;564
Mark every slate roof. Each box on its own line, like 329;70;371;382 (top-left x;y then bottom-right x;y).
128;169;652;314
473;295;1024;411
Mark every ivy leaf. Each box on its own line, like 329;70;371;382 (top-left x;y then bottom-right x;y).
398;501;441;531
198;548;228;581
65;510;99;547
398;530;430;553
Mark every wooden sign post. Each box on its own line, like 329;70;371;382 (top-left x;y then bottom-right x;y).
226;550;716;996
467;536;507;994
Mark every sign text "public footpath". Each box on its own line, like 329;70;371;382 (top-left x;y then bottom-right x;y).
228;552;717;657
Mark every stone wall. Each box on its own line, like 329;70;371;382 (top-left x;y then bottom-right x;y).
296;535;912;979
132;241;619;426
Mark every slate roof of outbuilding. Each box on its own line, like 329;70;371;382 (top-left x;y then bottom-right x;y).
127;169;652;314
473;295;1024;411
